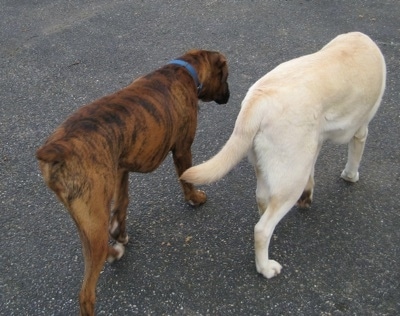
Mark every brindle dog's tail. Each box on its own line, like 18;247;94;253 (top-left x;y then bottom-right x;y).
36;141;76;203
36;141;71;163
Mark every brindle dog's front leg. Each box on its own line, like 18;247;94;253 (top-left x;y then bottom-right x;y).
109;170;130;245
172;146;207;206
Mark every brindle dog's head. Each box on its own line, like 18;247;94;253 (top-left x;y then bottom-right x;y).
180;50;230;104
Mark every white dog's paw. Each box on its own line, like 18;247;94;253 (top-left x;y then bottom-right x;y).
256;259;283;279
341;170;359;183
107;243;125;263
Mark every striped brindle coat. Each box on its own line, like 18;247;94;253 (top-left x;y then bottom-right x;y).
36;50;229;316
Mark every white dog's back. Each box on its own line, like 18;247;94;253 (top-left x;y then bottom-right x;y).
255;32;385;143
181;32;386;185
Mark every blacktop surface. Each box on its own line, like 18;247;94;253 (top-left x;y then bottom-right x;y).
1;1;399;315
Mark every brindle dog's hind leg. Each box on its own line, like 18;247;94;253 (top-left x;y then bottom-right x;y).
69;186;113;316
109;170;130;246
172;145;207;206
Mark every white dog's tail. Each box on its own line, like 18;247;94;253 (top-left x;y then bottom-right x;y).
181;96;263;185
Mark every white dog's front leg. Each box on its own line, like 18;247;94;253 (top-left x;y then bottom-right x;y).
341;169;359;182
341;126;368;182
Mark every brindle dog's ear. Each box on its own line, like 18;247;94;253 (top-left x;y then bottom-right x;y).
210;51;226;67
220;57;228;82
217;53;229;82
218;54;227;68
37;141;71;163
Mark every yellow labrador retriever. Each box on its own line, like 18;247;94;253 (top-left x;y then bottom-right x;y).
181;32;386;278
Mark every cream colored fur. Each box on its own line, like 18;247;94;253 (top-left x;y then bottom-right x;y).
181;32;386;278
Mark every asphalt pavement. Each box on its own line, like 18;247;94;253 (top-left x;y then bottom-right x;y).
1;1;399;315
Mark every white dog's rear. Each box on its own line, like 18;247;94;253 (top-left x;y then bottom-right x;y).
181;32;386;278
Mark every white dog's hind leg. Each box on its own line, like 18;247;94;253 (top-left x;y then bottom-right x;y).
296;174;314;209
341;126;368;182
250;150;270;215
255;175;269;215
254;197;295;278
253;180;305;278
296;142;321;208
252;130;314;278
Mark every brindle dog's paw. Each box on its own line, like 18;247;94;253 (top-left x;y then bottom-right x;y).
187;189;207;207
107;243;125;263
109;219;129;244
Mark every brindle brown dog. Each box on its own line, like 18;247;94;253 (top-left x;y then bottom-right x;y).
36;50;229;316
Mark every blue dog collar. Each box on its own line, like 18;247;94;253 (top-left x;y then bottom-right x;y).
168;59;203;94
